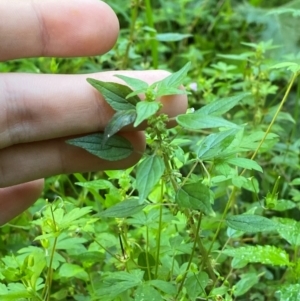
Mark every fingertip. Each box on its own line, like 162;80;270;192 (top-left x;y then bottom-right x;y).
72;0;120;56
0;0;120;60
41;0;120;57
0;179;44;225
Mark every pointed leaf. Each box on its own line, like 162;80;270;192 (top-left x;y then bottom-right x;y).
176;182;215;216
135;285;163;301
67;133;133;161
114;74;149;92
276;218;300;246
136;155;165;201
61;207;93;227
226;214;278;233
156;33;192;42
291;178;300;185
148;280;177;295
226;157;263;172
86;78;139;110
134;101;160;127
276;284;300;301
223;245;291;266
234;273;260;297
99;198;146;218
154;62;191;97
197;93;250;116
126;88;150;99
185;272;209;299
196;128;240;160
59;263;88;281
96;270;143;298
103;109;137;146
0;291;32;300
177;113;239;130
75;179;114;190
56;236;87;250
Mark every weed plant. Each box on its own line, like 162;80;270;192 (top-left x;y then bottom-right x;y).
2;0;300;300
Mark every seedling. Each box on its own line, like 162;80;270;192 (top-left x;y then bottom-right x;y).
67;62;191;160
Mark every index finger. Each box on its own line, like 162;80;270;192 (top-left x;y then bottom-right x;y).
0;0;119;61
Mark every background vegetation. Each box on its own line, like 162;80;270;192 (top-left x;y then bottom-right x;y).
2;0;300;300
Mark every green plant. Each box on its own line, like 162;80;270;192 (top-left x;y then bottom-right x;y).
3;0;300;300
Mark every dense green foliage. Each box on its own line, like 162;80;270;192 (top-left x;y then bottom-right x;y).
2;0;300;300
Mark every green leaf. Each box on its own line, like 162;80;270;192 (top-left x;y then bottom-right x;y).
0;284;7;295
223;245;291;266
75;179;114;190
148;280;177;295
86;78;139;111
135;285;163;301
226;214;278;233
271;199;296;212
70;251;104;265
267;8;300;17
60;207;92;227
234;272;260;297
136;155;165;201
271;62;300;73
59;263;88;281
67;133;133;161
291;177;300;185
99;198;146;218
240;131;278;151
114;74;149;92
177;113;239;130
134;101;160;127
96;270;143;298
156;32;192;42
0;290;32;300
275;218;300;246
276;284;300;301
217;53;253;61
55;236;87;250
196;128;240;160
169;236;193;255
176;182;215;216
185;272;209;300
103;109;137;146
154;62;191;97
197;93;250;116
138;252;156;280
226;157;263;172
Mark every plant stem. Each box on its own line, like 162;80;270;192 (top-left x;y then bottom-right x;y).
119;231;130;272
249;72;298;163
207;187;237;256
145;226;152;280
291;77;300;140
42;206;58;301
91;234;123;262
154;182;164;278
193;225;217;282
162;152;217;285
122;0;139;69
175;213;202;299
181;160;199;187
145;0;158;68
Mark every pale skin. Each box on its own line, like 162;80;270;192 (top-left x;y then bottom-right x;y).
0;0;187;225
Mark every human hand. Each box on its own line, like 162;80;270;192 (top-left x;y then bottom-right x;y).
0;0;187;224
